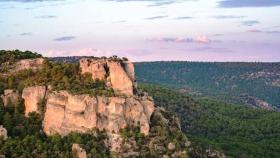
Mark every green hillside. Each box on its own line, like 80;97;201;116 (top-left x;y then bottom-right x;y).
135;61;280;109
139;84;280;158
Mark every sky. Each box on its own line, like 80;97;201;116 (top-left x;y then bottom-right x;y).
0;0;280;62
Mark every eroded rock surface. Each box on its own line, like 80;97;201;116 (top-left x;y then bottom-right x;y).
22;86;47;116
43;91;154;150
79;58;135;96
0;125;8;140
13;58;44;72
72;144;87;158
1;89;20;107
79;58;107;81
43;91;154;136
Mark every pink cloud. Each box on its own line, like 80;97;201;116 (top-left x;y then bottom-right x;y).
247;29;262;32
148;35;211;44
194;35;210;43
45;48;115;57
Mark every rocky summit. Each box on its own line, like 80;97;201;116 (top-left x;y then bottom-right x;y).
1;55;155;152
79;57;135;96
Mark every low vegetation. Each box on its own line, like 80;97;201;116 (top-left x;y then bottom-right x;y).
0;50;114;97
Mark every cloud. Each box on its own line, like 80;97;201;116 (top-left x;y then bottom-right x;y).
148;1;176;7
175;16;193;20
46;48;116;57
247;29;280;34
106;0;180;7
241;20;259;26
266;30;280;34
247;29;262;32
213;15;246;19
35;15;56;19
189;46;233;53
145;15;168;20
212;34;224;36
53;36;76;41
112;20;127;23
0;0;63;2
19;32;32;36
148;35;212;44
219;0;280;8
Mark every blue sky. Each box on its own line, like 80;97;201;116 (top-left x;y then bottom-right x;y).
0;0;280;61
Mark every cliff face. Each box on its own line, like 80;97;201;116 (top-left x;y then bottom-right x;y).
1;89;20;107
79;58;135;96
13;58;44;73
43;91;154;136
22;86;47;116
79;58;107;81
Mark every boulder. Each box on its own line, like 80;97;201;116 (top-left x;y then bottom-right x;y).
1;89;20;107
72;144;87;158
0;125;8;140
22;86;47;116
168;142;176;151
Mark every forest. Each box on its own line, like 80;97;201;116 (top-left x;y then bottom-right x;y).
139;84;280;158
135;61;280;109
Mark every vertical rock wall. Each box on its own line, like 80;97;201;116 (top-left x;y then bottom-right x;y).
79;58;135;96
1;89;20;107
22;86;47;116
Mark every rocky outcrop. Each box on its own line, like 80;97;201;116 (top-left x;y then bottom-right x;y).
107;61;134;96
43;91;154;151
240;95;277;111
72;144;87;158
22;86;47;116
205;149;226;158
0;125;8;140
14;58;44;72
1;89;20;107
79;58;107;81
79;57;135;96
43;91;154;136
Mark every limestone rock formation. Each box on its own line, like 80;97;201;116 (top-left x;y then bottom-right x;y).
1;89;20;107
13;58;44;73
22;86;47;116
107;60;134;96
72;144;87;158
0;125;8;140
42;91;154;151
79;57;135;96
43;91;154;136
79;58;107;81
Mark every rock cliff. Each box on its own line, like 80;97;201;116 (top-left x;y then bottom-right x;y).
79;58;135;96
1;89;20;107
3;56;156;152
43;91;154;136
22;86;47;116
14;58;44;72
